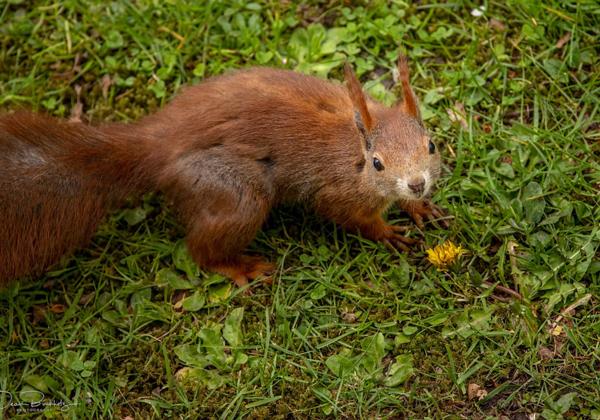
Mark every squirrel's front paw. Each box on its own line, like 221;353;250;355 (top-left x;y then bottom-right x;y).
381;225;421;253
401;199;449;229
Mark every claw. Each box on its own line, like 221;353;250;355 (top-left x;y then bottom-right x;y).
401;199;449;229
381;225;419;253
383;238;410;253
390;225;410;233
210;256;275;292
394;235;419;245
413;213;424;229
247;261;275;279
247;262;274;286
431;205;451;228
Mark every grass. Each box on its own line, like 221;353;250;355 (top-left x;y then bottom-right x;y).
1;0;599;418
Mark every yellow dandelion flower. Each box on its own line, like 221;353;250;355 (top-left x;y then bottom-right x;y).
426;241;465;270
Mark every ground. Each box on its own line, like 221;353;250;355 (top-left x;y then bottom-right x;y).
0;0;598;418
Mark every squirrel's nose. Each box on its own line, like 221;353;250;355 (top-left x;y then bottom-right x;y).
408;177;425;195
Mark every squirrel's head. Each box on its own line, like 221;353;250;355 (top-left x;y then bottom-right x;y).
344;55;441;202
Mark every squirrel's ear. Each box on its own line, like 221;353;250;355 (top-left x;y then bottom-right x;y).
397;55;421;120
344;62;374;140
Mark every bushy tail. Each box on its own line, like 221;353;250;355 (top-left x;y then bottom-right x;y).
0;111;158;286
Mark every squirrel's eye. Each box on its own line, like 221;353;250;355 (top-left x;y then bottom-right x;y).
428;141;436;154
373;157;384;171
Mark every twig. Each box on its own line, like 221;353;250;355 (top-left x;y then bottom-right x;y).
482;281;523;301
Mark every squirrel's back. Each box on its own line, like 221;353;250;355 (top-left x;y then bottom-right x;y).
139;67;376;203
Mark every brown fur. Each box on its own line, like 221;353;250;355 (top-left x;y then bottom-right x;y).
0;56;443;288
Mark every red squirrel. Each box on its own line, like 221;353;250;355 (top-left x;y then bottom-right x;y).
0;55;445;288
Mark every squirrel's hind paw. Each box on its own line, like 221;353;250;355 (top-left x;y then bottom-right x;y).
211;256;275;293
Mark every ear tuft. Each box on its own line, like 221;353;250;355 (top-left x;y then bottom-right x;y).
344;62;374;133
397;54;421;120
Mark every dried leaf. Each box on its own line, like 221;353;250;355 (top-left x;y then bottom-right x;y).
69;84;83;122
467;383;480;400
49;303;66;314
42;279;57;289
72;53;82;73
489;18;507;31
467;383;488;400
538;346;554;361
555;32;571;49
447;101;468;129
102;74;112;100
341;311;357;323
32;305;47;324
79;292;95;306
172;290;188;310
550;324;563;336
